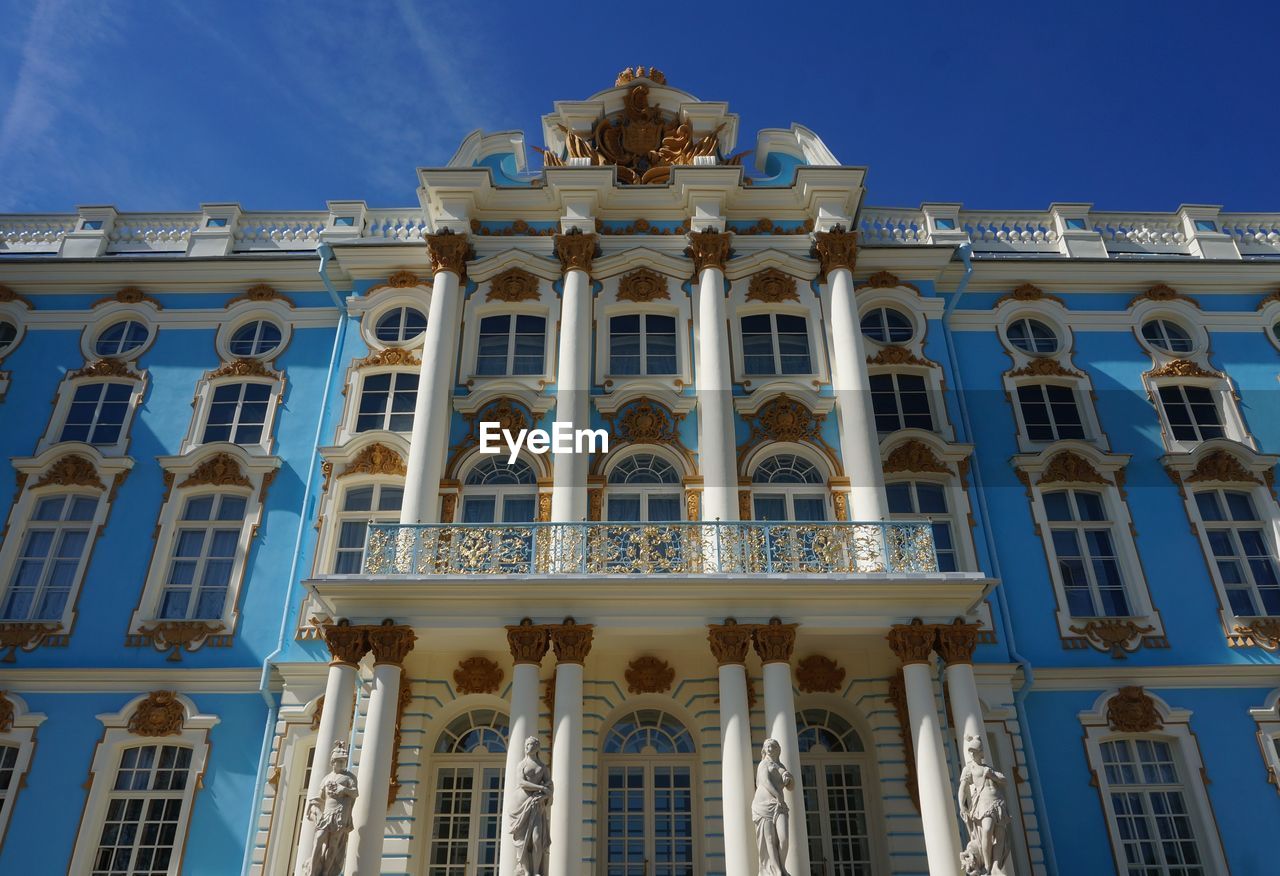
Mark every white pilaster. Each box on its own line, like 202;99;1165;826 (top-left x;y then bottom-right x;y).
550;266;592;523
694;261;739;522
710;621;755;876
548;621;592;876
500;621;549;876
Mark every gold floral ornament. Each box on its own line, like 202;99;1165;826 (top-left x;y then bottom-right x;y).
426;230;472;279
225;283;292;308
883;440;951;475
617;268;669;302
454;656;504;694
1006;358;1082;379
136;620;226;662
180;453;251;488
994;283;1066;307
612;398;681;445
554;229;599;275
796;655;845;693
615;66;667;86
685;229;732;274
0;692;13;732
812;226;858;279
353;347;421;369
487;268;540;303
340;443;407;479
1068;619;1156;659
625;656;675;694
746;269;799;303
208;358;277;379
707;619;754;666
0;623;64;662
752;618;797;664
1036;450;1110;485
1184;449;1260;484
93;286;163;310
35;454;105;490
128;691;186;737
1106;686;1162;733
69;358;140;380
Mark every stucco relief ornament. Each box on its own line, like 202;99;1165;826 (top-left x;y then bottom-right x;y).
509;736;552;876
685;229;732;274
746;269;799;303
0;693;12;732
1106;686;1162;733
34;454;104;490
553;229;598;275
304;741;359;876
617;267;669;302
883;440;950;475
69;358;140;380
426;229;472;279
795;655;845;693
341;443;407;479
614;398;680;445
454;656;504;694
957;734;1011;876
128;691;185;737
625;656;675;694
752;737;795;876
487;268;540;303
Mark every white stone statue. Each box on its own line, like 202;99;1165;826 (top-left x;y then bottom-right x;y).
957;734;1011;876
508;735;552;876
751;737;794;876
304;740;359;876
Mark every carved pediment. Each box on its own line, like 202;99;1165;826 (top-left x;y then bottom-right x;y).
1007;357;1082;379
611;397;681;446
34;455;105;490
486;268;540;302
796;655;846;693
340;443;407;479
208;358;278;379
746;269;799;303
68;358;141;381
1185;449;1261;484
1036;450;1110;485
354;347;421;369
883;440;951;475
1146;359;1219;379
617;268;670;302
180;453;251;488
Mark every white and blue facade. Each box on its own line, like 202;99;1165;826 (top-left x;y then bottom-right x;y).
0;72;1278;876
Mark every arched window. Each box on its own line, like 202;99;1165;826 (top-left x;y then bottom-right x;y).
606;453;682;522
601;709;696;875
751;454;827;521
1007;317;1059;354
375;307;427;344
796;709;878;875
860;306;914;344
461;458;537;523
1141;319;1195;354
93;319;149;358
427;710;509;876
228;320;283;358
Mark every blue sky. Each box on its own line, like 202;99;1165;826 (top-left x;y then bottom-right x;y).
1;1;1276;214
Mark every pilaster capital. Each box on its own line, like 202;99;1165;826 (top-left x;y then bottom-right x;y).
367;621;416;667
685;229;733;274
505;618;550;665
812;226;858;280
886;619;937;667
553;229;598;275
934;618;980;666
708;618;754;666
752;617;797;665
549;618;594;664
321;620;368;667
426;230;472;278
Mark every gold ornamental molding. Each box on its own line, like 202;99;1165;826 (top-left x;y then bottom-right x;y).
0;622;65;662
132;621;228;661
886;619;937;666
617;268;670;302
387;676;414;805
933;619;980;665
426;231;472;278
708;619;754;666
1006;357;1083;379
339;443;407;480
993;283;1066;308
225;283;292;308
366;270;429;296
596;217;690;237
207;358;278;380
1035;450;1111;486
487;268;541;303
858;271;920;293
1230;618;1280;651
746;269;799;304
796;655;846;693
92;286;163;310
685;229;732;274
353;347;421;369
752;618;797;665
1184;449;1261;485
454;657;504;695
0;284;33;308
625;656;675;694
739;394;842;476
883;440;951;475
1105;686;1162;733
448;398;533;477
322;620;370;667
887;670;921;811
68;358;141;381
128;691;186;737
866;345;938;369
180;453;251;489
615;66;666;86
469;218;556;238
0;693;13;732
553;229;598;275
1067;619;1159;659
734;218;814;236
34;454;105;491
549;619;594;665
368;622;416;667
812;227;858;279
1128;283;1200;310
1144;358;1220;380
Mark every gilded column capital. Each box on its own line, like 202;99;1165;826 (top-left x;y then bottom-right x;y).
934;618;980;666
367;621;417;667
886;619;937;667
752;617;798;665
708;618;754;666
426;229;472;278
549;618;594;665
321;620;369;667
812;226;858;279
553;229;599;275
505;618;550;666
685;229;733;274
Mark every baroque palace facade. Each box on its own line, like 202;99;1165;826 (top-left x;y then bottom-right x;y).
1;68;1279;876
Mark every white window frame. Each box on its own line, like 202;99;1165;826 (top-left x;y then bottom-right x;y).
749;450;831;522
593;266;691;394
884;475;973;573
183;372;283;456
81;304;158;364
602;451;685;523
216;300;293;363
1079;690;1228;876
70;693;217;876
328;479;406;573
458;281;556;391
460;457;539;524
868;367;939;436
604;311;681;378
1191;486;1280;619
257;702;318;876
1249;688;1280;795
422;707;510;876
473;312;549;378
727;262;830;390
0;693;45;849
343;367;420;440
1009;380;1097;448
312;435;412;584
1148;378;1245;451
40;372;147;456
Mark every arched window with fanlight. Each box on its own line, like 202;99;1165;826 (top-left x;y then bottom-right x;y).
751;454;828;521
426;710;510;876
461;457;538;523
600;709;697;876
606;453;682;522
796;709;880;876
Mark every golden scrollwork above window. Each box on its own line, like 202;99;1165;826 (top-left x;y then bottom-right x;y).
617;268;670;302
486;268;540;303
34;454;105;490
746;269;799;304
340;443;407;479
180;453;251;488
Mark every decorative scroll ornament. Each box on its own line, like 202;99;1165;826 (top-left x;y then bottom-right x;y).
549;619;594;664
740;394;841;475
0;622;63;662
615;66;666;86
1069;619;1156;659
1231;618;1280;651
340;443;407;479
859;271;919;293
597;217;690;236
625;656;675;694
553;229;598;274
34;454;104;490
1036;451;1110;485
883;440;951;475
94;286;163;310
887;619;937;665
0;284;33;308
1146;358;1219;379
137;621;226;662
387;270;423;288
796;655;845;693
617;268;670;302
812;227;858;278
454;656;504;694
734;218;814;236
1006;357;1082;379
128;691;185;737
746;269;799;303
994;283;1065;307
1129;283;1199;309
612;397;681;445
1185;449;1260;484
180;453;251;488
685;489;699;522
934;619;980;665
0;693;13;732
69;358;140;380
426;230;471;278
866;345;937;368
226;283;291;308
354;347;421;369
487;268;540;303
367;622;416;666
208;358;277;379
685;229;732;274
708;619;754;665
752;618;797;664
1106;686;1162;732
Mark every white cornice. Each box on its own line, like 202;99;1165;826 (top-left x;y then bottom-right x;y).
937;258;1280;293
0;667;262;693
0;256;329;292
1031;664;1280;690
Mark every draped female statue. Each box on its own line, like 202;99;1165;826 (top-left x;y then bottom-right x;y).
508;735;552;876
304;740;358;876
751;737;794;876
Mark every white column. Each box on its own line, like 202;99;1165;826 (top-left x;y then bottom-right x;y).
500;621;549;876
710;622;755;876
401;233;468;525
937;622;985;755
346;625;415;875
756;620;810;875
548;621;592;876
690;232;738;523
815;228;888;521
293;624;364;876
550;231;596;524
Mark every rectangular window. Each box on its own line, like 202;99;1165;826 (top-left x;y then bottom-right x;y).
334;485;403;573
0;744;18;808
1018;383;1085;442
609;314;677;376
60;382;132;445
356;372;418;433
2;494;97;621
1195;490;1280;616
887;481;958;571
1158;385;1224;442
1100;739;1206;876
93;745;192;876
1045;490;1130;616
201;382;271;445
742;313;810;375
476;315;546;376
870;373;933;433
158;493;246;620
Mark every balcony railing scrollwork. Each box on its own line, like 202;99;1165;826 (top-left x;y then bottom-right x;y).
360;521;938;577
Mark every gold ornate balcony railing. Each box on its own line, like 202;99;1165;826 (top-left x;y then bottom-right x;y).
360;521;938;577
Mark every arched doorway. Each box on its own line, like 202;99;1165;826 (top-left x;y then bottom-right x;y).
797;708;880;875
425;709;509;876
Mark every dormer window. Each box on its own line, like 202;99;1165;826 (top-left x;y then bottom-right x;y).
742;313;810;375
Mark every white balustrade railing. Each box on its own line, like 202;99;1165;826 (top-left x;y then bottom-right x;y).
108;214;201;251
233;213;327;250
1090;212;1188;252
1219;214;1280;254
364;210;430;242
858;208;928;244
962;211;1059;252
0;215;78;253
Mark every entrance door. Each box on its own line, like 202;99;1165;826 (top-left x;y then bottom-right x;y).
426;710;509;876
797;709;878;876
